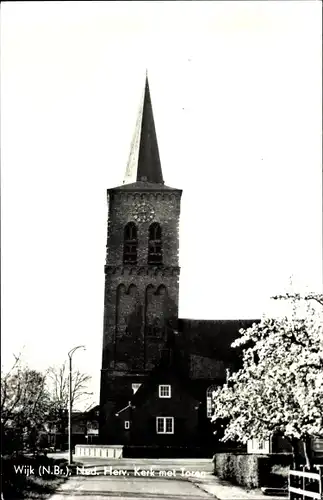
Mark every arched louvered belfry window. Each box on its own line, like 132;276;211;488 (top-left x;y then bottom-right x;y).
123;222;138;264
206;385;217;419
148;223;162;265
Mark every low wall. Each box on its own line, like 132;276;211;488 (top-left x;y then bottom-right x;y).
75;444;123;459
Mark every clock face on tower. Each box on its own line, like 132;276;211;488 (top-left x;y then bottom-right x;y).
133;202;155;223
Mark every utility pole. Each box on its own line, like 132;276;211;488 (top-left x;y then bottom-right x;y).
68;345;86;465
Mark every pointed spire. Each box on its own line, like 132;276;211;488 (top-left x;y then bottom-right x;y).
123;73;164;185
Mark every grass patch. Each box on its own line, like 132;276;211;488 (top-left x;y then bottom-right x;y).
4;475;67;499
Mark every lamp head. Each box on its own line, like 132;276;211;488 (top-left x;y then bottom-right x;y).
68;345;86;357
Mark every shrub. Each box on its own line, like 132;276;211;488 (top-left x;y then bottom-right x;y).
213;453;293;488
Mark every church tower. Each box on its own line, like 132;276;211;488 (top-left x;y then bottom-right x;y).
100;75;182;443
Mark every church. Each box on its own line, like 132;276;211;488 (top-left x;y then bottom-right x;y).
99;75;259;456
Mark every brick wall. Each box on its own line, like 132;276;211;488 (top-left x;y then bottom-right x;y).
101;189;181;371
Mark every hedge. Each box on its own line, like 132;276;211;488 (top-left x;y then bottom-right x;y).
213;453;293;488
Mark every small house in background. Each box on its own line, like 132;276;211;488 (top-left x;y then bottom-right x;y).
247;438;271;455
247;436;323;458
85;405;100;445
45;405;100;450
313;439;323;456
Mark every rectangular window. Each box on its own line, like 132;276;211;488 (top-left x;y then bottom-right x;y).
159;385;171;398
124;421;130;430
132;383;141;394
156;417;174;434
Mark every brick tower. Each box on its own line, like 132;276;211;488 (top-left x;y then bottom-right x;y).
99;75;182;443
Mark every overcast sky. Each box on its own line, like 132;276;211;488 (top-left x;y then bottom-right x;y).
1;1;322;407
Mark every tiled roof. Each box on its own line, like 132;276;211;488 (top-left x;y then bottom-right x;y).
178;318;260;361
130;319;261;404
131;358;200;407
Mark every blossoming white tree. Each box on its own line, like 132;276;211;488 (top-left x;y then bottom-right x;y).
211;293;323;469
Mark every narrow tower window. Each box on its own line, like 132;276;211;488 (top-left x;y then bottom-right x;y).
148;223;162;264
123;223;138;264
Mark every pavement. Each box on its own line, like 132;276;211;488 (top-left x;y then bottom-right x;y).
47;454;288;500
187;474;287;500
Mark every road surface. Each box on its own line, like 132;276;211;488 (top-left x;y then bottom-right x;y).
47;457;215;499
50;476;214;500
49;474;214;499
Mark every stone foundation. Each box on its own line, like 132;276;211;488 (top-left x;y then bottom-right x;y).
75;444;123;459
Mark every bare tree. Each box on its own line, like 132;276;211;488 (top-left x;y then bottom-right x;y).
1;354;23;427
46;362;93;448
47;362;93;409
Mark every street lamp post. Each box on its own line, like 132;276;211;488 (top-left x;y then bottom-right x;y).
68;345;86;465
